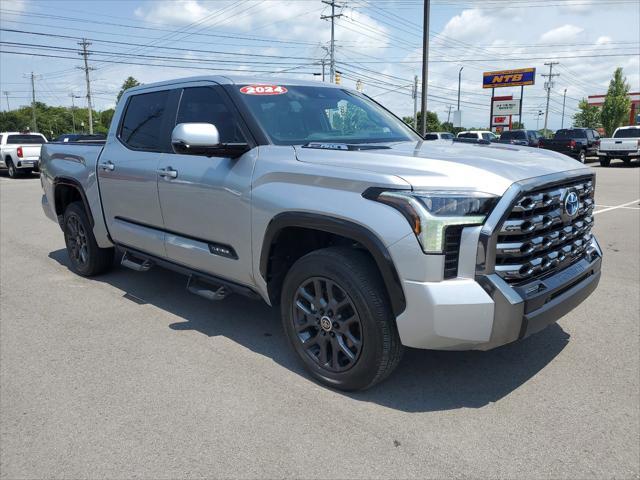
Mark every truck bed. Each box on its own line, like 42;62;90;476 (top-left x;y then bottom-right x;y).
39;142;112;248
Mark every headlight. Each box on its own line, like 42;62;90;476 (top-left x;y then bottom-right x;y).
366;190;499;253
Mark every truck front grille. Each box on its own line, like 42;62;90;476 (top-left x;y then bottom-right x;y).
494;176;595;284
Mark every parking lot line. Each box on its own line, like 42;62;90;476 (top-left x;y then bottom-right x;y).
594;199;640;215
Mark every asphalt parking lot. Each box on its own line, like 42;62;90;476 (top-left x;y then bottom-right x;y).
1;163;638;479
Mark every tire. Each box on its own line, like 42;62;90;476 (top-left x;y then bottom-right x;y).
578;150;586;163
623;158;631;166
600;157;611;167
6;159;18;178
63;202;114;277
280;247;403;391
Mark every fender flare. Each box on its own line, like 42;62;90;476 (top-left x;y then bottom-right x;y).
260;212;406;316
52;177;95;227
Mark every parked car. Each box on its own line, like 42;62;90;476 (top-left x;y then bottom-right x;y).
52;133;107;143
40;76;602;391
539;128;600;163
424;132;454;140
0;132;47;177
597;126;640;167
457;130;498;142
497;129;542;147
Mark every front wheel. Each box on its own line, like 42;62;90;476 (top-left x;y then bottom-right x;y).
63;202;114;276
281;247;403;391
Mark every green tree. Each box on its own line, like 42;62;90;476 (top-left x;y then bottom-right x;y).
512;121;525;129
573;98;601;129
600;67;631;136
100;109;115;130
402;110;440;132
116;76;141;103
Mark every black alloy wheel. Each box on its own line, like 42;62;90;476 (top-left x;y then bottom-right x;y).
65;213;89;267
292;276;363;372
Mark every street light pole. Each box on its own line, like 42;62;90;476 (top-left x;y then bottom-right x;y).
457;66;463;111
561;88;567;128
420;0;431;136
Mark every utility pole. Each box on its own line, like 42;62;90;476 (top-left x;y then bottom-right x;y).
542;61;559;134
457;66;463;111
321;1;343;84
78;39;95;134
420;0;431;136
412;75;418;130
2;91;9;111
23;72;38;131
447;105;452;123
561;88;567;128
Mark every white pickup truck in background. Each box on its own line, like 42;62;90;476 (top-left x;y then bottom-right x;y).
0;132;48;178
598;126;640;167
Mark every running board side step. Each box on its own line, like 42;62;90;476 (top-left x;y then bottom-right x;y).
121;251;154;272
187;275;230;301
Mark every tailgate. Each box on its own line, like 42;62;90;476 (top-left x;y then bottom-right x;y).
20;145;43;159
601;140;638;151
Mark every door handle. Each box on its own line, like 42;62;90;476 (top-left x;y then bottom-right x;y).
157;167;178;179
99;161;115;171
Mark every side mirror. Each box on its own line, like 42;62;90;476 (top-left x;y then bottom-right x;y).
171;122;250;158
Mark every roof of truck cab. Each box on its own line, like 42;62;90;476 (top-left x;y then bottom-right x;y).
126;75;343;94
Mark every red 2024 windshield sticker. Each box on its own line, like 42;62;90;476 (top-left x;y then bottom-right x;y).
240;85;288;95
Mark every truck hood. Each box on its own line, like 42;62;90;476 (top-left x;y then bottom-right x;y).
294;140;589;196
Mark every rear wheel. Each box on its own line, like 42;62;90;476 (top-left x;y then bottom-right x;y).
623;158;631;166
600;157;611;167
578;150;586;163
281;247;403;391
63;202;114;276
6;159;18;178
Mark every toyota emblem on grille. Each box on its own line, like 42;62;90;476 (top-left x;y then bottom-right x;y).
564;190;580;218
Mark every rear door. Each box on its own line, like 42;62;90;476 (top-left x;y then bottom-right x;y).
98;88;177;257
156;84;257;285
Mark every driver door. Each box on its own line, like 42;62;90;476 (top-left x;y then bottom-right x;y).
156;84;256;286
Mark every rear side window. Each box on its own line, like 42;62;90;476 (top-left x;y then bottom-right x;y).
424;133;438;140
440;133;453;139
458;133;476;139
6;134;46;144
176;86;246;144
119;90;170;151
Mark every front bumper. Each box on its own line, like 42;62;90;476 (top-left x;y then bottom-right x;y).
395;237;601;350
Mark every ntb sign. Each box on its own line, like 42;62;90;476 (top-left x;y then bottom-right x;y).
483;68;536;89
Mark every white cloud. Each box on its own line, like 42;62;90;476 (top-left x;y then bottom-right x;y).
539;24;584;44
596;36;612;45
2;0;28;14
134;0;208;25
441;10;494;42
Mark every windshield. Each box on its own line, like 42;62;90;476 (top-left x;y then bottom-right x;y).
555;129;586;139
235;85;419;145
6;134;46;144
614;127;640;138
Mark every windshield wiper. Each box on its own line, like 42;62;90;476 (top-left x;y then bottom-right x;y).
302;142;392;151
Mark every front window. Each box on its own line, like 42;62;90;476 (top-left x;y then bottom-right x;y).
482;132;496;141
235;85;419;145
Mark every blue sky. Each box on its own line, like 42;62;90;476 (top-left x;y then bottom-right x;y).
1;0;638;130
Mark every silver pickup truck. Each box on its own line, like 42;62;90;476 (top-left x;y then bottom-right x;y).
40;76;602;390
